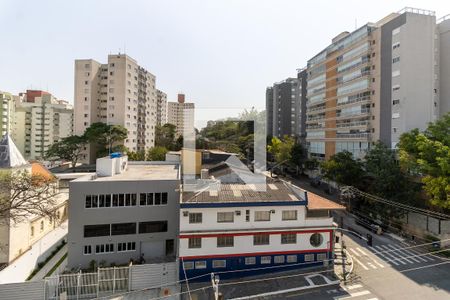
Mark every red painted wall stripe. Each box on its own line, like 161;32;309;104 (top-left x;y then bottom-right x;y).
179;229;333;239
180;248;330;260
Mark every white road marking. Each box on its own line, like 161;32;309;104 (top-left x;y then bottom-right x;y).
367;262;377;269
373;246;399;266
366;298;379;300
408;248;435;262
356;247;368;256
333;290;371;299
352;256;369;270
379;245;408;265
387;244;422;263
349;248;361;257
342;284;363;291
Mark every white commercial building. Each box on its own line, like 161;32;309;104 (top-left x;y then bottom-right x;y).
179;166;344;280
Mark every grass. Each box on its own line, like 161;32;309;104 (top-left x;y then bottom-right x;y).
45;253;67;277
26;239;66;280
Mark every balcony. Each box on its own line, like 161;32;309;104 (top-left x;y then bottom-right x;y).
336;132;371;139
336;120;370;128
336;108;370;118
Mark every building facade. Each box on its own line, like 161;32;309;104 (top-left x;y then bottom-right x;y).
305;8;444;160
74;54;157;163
156;89;168;126
0;91;16;138
167;94;195;137
266;75;306;139
13;90;73;160
0;135;68;264
67;156;180;268
179;170;343;280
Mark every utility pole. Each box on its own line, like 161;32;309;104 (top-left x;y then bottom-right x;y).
340;216;346;283
211;273;220;300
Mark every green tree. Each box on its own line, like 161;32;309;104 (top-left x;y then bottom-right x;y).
84;123;128;156
155;124;177;149
399;113;450;209
320;151;364;187
127;150;146;161
267;136;295;164
147;146;168;161
45;135;87;168
290;143;307;173
365;142;418;204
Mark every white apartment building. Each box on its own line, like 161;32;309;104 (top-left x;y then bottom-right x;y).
67;155;180;269
156;89;168;126
12;90;73;160
167;94;195;137
179;167;344;281
0;91;16;138
74;54;158;163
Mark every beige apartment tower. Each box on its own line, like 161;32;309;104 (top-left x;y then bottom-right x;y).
156;89;168;126
74;54;157;163
167;94;195;137
305;8;443;160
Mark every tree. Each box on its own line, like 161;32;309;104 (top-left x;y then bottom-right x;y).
320;151;364;187
267;136;295;164
45;135;87;168
290;143;307;173
127;150;146;161
365;142;418;205
84;123;128;156
155;124;177;149
0;170;58;223
147;146;168;161
399;113;450;210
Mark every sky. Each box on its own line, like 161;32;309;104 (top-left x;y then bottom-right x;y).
1;0;449;121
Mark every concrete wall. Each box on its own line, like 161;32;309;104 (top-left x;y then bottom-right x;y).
439;19;450;116
68;179;180;269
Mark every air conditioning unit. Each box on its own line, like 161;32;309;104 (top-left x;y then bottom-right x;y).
235;211;241;216
270;210;276;214
183;211;189;217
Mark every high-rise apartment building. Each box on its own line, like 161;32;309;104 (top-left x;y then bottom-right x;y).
266;73;307;140
74;54;157;163
156;89;168;126
0;91;16;138
167;94;195;137
306;8;445;160
438;16;450;116
13;90;73;160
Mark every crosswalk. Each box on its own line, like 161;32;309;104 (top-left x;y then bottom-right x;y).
327;283;378;300
347;243;436;271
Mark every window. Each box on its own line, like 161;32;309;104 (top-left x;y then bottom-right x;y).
188;238;202;249
392;99;400;105
260;256;271;264
217;212;234;223
139;221;168;233
282;210;297;221
304;254;314;262
317;253;327;261
393;42;400;49
245;257;256;265
274;255;285;264
183;262;194;270
253;234;270;245
281;233;297;244
392;85;400;91
245;210;250;222
310;233;323;247
393;127;397;133
118;242;136;252
84;224;110;237
95;243;114;254
189;213;202;224
254;211;270;221
31;226;34;237
217;236;234;247
286;255;297;263
195;261;207;269
111;223;136;235
84;245;92;255
212;260;226;268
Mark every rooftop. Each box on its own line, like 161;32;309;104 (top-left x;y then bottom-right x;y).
307;192;345;210
182;178;306;204
76;163;180;182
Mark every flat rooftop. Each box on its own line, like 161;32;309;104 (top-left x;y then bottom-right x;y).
77;163;180;182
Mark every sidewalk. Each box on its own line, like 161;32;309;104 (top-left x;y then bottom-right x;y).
334;242;353;281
